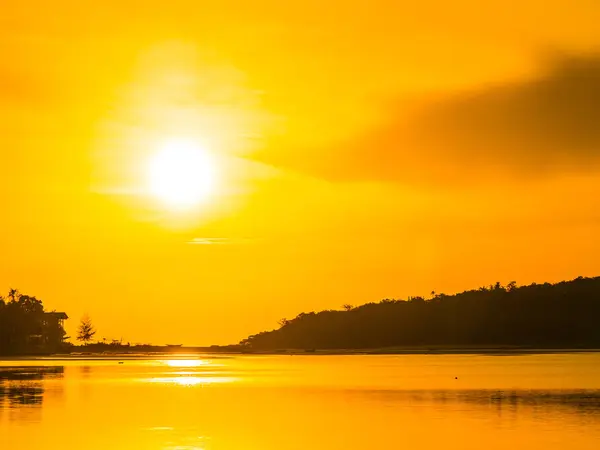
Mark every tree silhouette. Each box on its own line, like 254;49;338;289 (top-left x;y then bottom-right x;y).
77;316;96;344
8;288;19;303
240;276;600;350
0;289;67;354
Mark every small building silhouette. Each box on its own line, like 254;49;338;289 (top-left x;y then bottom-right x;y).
44;312;68;328
28;312;69;353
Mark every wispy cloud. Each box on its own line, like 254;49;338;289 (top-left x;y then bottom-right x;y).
187;237;258;245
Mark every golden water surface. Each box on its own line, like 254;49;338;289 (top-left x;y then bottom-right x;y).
2;354;600;449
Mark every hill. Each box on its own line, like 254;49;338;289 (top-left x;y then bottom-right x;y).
240;277;600;350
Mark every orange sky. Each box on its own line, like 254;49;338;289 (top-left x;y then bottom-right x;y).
2;1;600;345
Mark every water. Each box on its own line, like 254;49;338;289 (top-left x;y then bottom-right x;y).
2;353;600;449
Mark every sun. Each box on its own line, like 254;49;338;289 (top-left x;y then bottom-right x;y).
147;138;217;208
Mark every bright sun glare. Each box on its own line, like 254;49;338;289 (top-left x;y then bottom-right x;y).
165;359;208;368
148;138;217;208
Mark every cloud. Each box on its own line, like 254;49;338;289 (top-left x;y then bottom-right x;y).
188;238;230;245
187;237;257;245
258;52;600;184
404;52;600;174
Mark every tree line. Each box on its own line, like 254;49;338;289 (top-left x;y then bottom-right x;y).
240;277;600;350
0;289;67;355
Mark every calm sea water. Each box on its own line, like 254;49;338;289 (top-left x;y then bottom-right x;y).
2;354;600;449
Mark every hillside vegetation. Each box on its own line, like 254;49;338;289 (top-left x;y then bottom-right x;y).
240;277;600;350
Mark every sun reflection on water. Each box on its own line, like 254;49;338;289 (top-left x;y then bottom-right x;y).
150;376;235;386
164;359;210;368
148;358;235;385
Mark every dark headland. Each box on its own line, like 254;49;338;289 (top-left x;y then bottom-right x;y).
236;276;600;354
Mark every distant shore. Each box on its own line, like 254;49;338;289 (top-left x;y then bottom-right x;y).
5;346;600;359
229;346;600;356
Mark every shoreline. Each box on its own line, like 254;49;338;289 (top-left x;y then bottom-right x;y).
3;346;600;359
235;347;600;356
